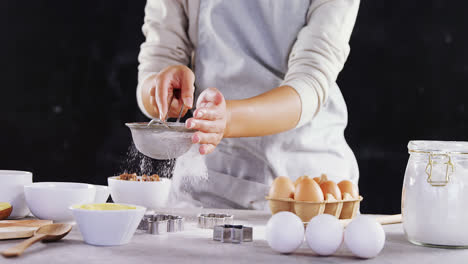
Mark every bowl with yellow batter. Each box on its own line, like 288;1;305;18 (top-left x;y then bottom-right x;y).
70;203;146;246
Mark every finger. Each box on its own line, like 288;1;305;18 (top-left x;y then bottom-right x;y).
192;132;222;145
199;144;216;155
199;102;215;108
180;70;195;109
193;107;224;120
149;84;156;97
196;87;223;107
167;98;188;118
155;75;172;120
186;118;225;133
149;81;157;107
173;90;188;115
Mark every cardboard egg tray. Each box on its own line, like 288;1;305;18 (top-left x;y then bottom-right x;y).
266;193;363;223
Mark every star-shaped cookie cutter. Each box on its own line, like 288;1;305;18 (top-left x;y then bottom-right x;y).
138;214;184;235
213;224;253;244
197;213;234;229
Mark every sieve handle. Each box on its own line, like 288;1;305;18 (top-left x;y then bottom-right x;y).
176;105;185;123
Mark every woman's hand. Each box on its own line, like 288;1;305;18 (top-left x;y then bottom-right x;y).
186;88;227;155
142;65;195;120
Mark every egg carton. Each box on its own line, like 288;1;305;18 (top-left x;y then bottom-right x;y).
266;193;363;223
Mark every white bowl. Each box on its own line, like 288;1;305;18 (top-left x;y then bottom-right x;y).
0;170;33;219
108;176;171;210
94;185;110;203
24;182;96;222
70;203;146;246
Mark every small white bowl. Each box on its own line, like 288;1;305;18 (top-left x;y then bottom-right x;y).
70;203;146;246
108;176;171;210
24;182;96;222
0;170;33;219
94;185;110;203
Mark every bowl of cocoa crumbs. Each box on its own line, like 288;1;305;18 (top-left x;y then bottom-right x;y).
108;173;171;210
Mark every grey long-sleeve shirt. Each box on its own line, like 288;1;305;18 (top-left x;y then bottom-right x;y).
136;0;360;209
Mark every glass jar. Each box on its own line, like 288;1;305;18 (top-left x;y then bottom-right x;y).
402;140;468;248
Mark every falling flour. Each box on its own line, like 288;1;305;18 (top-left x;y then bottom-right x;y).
172;144;208;185
167;144;208;208
119;141;208;207
119;142;175;178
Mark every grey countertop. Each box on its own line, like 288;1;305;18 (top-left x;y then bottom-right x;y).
0;208;466;264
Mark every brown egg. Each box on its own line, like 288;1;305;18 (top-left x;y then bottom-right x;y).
294;175;309;188
320;181;342;201
269;176;295;199
337;180;359;199
295;177;324;202
313;174;328;185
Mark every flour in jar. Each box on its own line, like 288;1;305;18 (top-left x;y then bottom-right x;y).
403;156;468;246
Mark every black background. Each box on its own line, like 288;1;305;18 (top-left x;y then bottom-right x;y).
1;1;467;214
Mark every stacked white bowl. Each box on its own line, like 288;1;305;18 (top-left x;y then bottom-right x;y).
0;170;33;219
24;182;96;222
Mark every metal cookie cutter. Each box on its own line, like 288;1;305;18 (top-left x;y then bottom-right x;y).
197;213;234;229
213;225;253;244
138;214;184;235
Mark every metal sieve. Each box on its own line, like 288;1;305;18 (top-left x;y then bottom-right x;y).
126;122;195;160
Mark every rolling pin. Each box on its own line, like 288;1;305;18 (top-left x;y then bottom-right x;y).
340;214;402;227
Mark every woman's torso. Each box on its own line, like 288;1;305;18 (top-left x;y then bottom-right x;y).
169;0;359;210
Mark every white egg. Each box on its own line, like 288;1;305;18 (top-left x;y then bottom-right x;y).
265;211;304;254
305;214;344;256
344;215;385;258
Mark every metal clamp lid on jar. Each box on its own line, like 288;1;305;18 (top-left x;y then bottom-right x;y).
407;140;468;187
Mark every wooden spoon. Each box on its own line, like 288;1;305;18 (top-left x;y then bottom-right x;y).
2;223;72;258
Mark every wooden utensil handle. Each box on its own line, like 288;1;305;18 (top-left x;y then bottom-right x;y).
0;223;42;228
0;220;53;228
376;214;402;225
1;234;47;258
340;214;402;227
